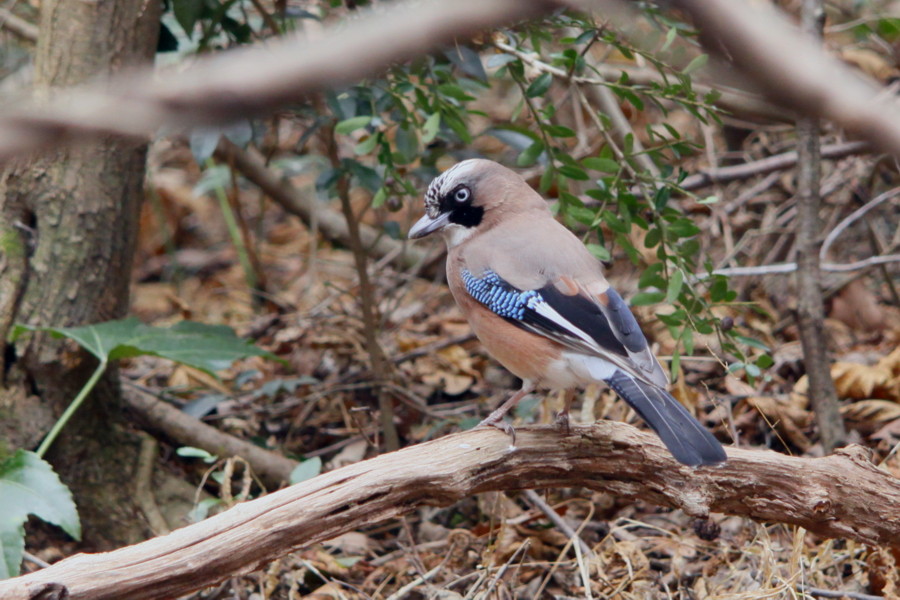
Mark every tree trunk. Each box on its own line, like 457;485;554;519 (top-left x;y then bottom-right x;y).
0;0;160;548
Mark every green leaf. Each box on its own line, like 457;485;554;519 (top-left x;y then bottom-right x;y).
525;72;553;98
290;457;323;484
755;354;775;369
582;157;619;173
630;291;666;306
394;124;419;163
544;124;575;138
437;83;475;102
517;140;545;167
665;269;684;304
353;135;378;156
682;53;709;75
557;165;589;181
0;450;81;578
335;116;372;135
421;112;441;144
372;187;388;208
13;318;277;377
668;218;701;238
173;0;204;35
586;243;611;262
736;335;770;352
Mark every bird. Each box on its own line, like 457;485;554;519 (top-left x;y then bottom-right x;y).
408;158;727;466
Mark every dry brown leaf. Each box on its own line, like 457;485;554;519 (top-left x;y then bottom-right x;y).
841;400;900;424
841;48;899;82
724;375;756;397
747;395;813;450
832;361;894;400
829;279;886;332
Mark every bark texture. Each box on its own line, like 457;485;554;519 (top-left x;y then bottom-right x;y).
0;0;160;547
0;424;898;600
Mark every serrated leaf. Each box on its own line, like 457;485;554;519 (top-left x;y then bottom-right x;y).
12;318;277;377
0;450;81;577
335;116;372;135
290;457;323;484
525;72;552;98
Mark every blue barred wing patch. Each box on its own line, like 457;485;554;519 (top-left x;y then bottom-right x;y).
462;269;542;319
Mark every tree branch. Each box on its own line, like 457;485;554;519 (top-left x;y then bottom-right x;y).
2;425;899;600
0;0;558;163
212;138;438;275
666;0;900;158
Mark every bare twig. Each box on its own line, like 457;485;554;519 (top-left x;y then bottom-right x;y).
819;186;900;261
678;141;871;192
696;254;900;279
123;383;297;490
1;426;899;600
213;138;436;275
322;119;400;451
793;0;846;453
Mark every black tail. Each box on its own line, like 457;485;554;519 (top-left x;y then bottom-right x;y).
605;370;726;466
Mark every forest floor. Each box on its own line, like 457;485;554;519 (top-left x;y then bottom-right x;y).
21;126;900;599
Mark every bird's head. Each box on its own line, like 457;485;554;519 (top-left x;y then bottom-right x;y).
408;159;545;247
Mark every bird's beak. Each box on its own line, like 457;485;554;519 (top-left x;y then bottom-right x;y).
408;212;450;239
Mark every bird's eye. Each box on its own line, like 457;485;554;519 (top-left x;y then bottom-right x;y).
453;187;470;203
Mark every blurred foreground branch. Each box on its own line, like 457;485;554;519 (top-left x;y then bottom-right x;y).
665;0;900;158
0;0;555;163
2;426;898;600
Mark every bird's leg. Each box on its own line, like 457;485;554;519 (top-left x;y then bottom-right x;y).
554;389;575;435
478;383;534;445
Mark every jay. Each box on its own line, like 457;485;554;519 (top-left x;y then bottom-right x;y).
409;159;726;466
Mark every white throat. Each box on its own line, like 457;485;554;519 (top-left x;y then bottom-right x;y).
441;223;476;248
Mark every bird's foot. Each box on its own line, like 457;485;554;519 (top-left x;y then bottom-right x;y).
477;412;517;446
554;410;571;435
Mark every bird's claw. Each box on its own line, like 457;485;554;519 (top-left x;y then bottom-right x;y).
554;411;571;435
477;414;517;446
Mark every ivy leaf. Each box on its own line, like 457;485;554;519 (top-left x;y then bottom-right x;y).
0;450;81;578
12;318;278;377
